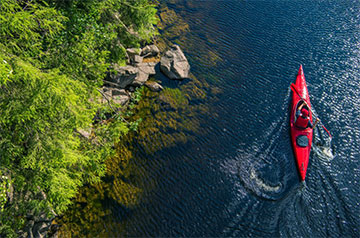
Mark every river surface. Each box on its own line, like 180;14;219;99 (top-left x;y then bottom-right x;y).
61;1;359;237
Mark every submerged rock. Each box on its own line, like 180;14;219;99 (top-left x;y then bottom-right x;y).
160;45;190;80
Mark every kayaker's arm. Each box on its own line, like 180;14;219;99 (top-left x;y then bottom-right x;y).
296;102;305;119
298;102;306;110
312;118;320;128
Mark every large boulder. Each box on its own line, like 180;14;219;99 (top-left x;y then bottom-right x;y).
131;62;158;86
136;62;157;75
108;65;138;88
131;70;149;87
160;45;190;80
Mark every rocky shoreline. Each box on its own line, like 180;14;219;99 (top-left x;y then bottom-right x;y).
9;43;190;238
100;44;190;108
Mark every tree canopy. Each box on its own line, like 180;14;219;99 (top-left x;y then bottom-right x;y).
0;0;157;236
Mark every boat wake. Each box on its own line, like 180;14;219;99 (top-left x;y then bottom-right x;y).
234;90;292;201
236;152;285;201
249;167;282;192
234;108;290;201
219;140;288;202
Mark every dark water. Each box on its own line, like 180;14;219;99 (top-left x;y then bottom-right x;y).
64;1;360;237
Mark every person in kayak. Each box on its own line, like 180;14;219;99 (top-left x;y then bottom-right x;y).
295;102;319;129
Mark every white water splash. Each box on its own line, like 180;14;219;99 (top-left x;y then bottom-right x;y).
313;126;335;161
250;168;282;192
313;143;335;161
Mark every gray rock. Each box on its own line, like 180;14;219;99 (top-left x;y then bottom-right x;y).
111;88;130;105
141;45;160;57
108;65;138;88
32;221;50;238
99;86;112;100
160;45;190;80
145;81;163;92
133;55;143;64
131;70;149;87
107;62;156;89
113;94;130;105
136;62;157;75
99;87;129;106
126;48;138;55
126;48;142;65
111;88;127;96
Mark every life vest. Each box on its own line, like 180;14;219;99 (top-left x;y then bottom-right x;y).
295;115;310;129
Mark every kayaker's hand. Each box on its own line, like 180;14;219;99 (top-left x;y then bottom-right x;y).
312;118;320;129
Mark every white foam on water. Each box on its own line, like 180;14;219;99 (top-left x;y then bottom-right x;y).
250;168;282;192
313;128;335;161
313;144;335;161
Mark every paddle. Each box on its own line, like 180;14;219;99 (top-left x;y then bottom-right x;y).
290;83;332;138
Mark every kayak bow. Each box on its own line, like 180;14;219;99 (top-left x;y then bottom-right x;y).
290;65;313;181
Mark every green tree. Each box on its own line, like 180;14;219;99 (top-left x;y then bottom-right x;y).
0;0;157;236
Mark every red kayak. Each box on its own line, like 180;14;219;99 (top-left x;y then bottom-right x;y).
290;65;313;181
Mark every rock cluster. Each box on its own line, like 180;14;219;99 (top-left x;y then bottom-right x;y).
100;44;190;107
20;212;55;238
2;181;58;238
101;44;161;106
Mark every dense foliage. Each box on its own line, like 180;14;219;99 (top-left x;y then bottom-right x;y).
0;0;157;236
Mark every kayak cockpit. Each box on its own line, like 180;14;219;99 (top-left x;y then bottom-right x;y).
293;100;310;121
296;135;309;147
